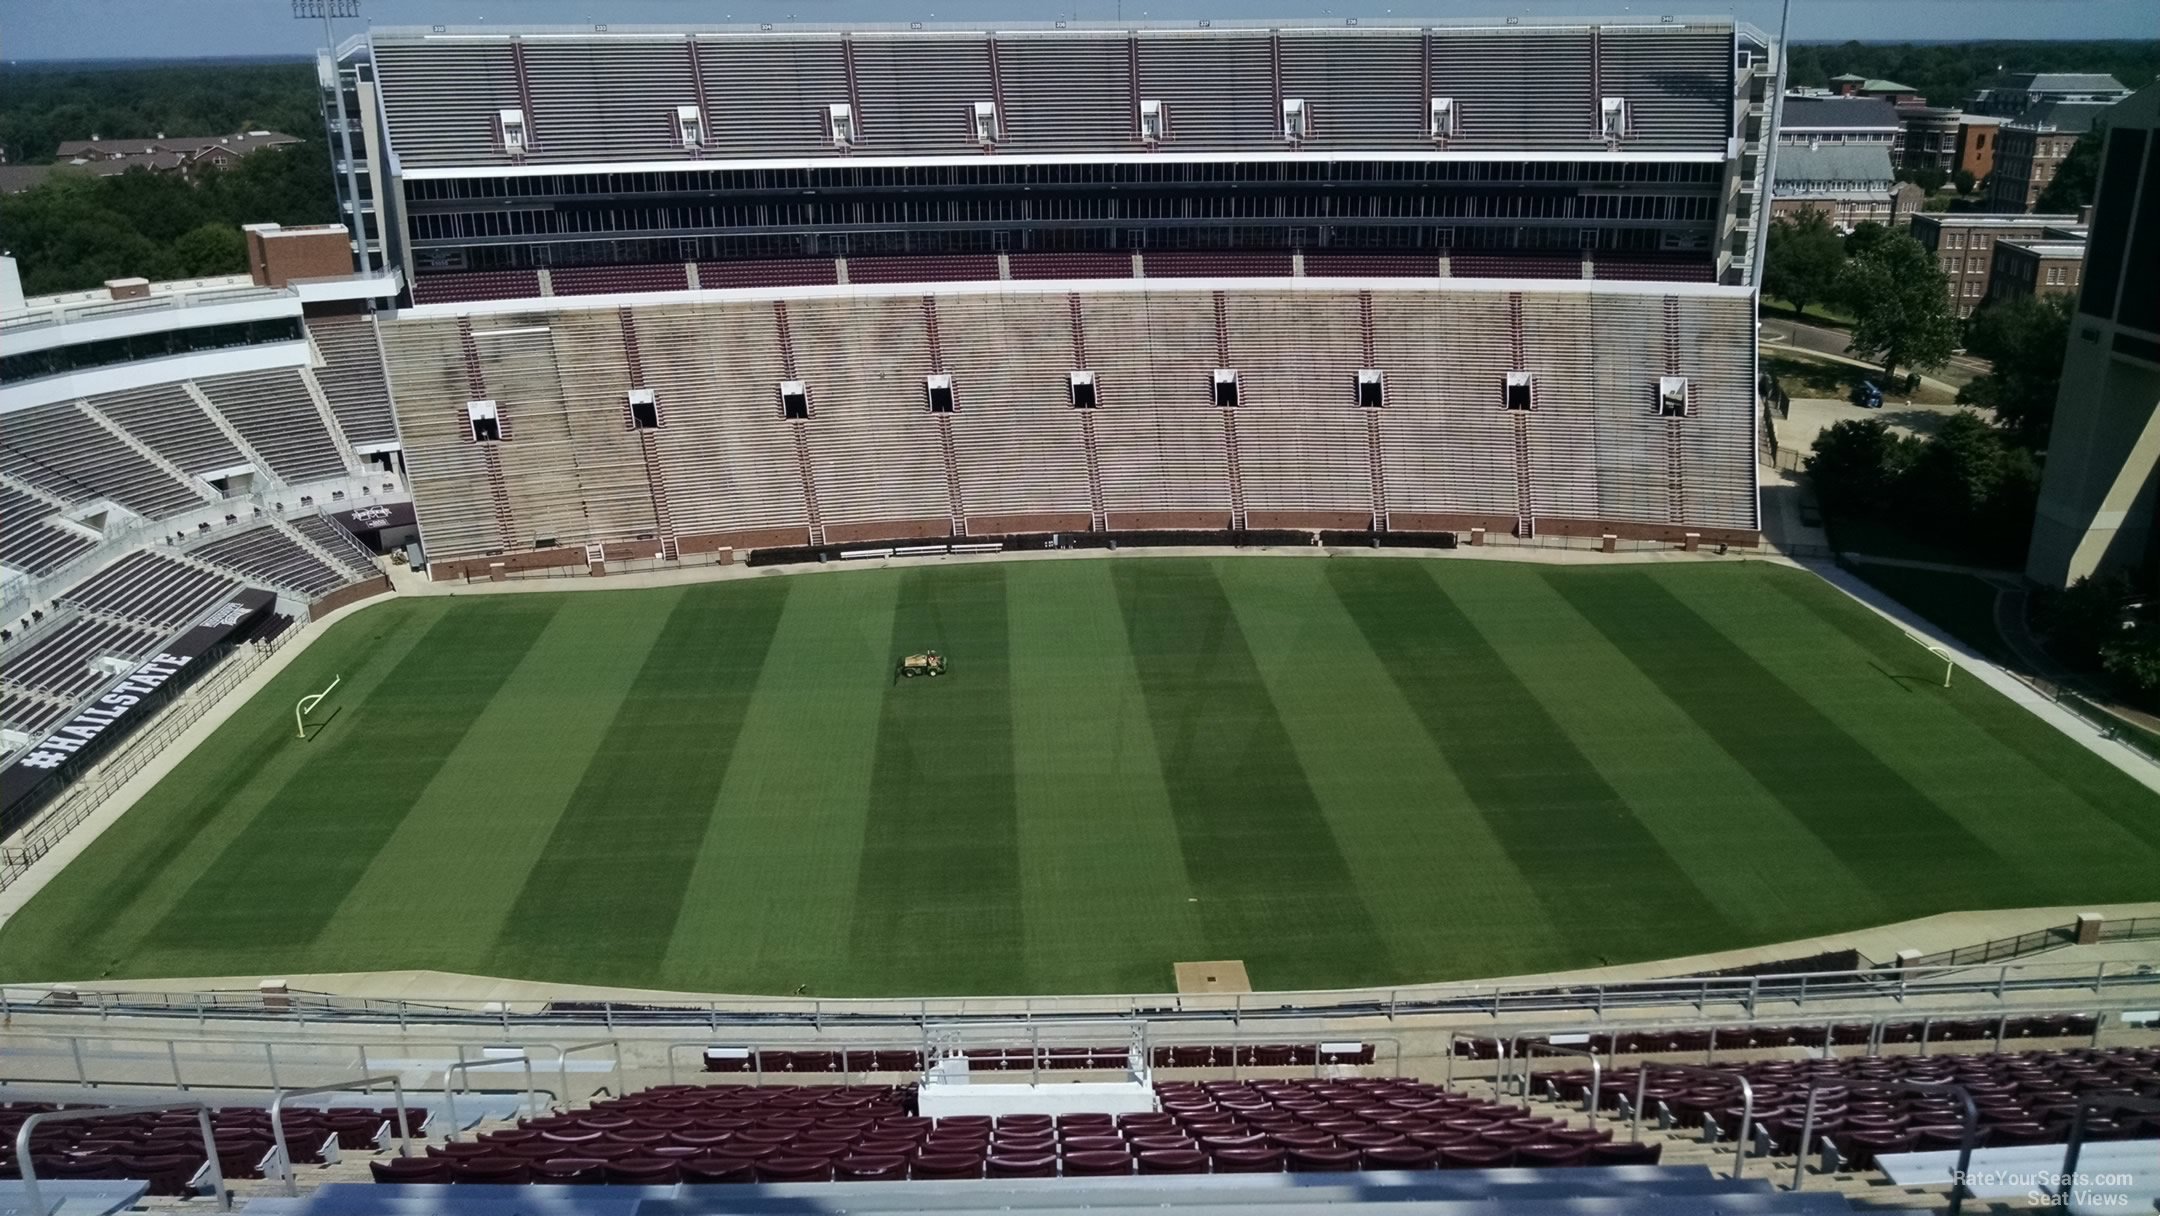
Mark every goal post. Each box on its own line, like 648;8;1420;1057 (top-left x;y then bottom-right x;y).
296;675;342;739
1904;634;1954;689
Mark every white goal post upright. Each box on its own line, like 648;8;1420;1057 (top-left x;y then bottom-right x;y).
1904;634;1954;689
296;675;342;739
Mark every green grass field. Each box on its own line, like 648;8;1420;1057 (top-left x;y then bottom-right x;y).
4;556;2157;997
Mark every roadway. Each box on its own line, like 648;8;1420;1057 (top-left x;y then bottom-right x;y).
1759;314;1990;387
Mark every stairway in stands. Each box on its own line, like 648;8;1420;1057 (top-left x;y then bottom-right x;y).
1080;414;1108;532
637;431;680;560
621;307;680;559
1662;296;1687;526
1366;411;1389;533
480;446;518;552
1213;291;1246;531
1508;291;1534;539
936;416;966;538
791;422;825;548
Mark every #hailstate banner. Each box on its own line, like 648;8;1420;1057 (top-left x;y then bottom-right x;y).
3;589;275;834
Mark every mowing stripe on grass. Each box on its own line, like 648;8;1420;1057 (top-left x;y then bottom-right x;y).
149;596;562;953
661;570;901;994
492;580;790;984
848;564;1026;995
314;591;684;970
1326;560;1734;965
1440;564;1890;938
1215;559;1567;980
1;600;441;980
1742;568;2160;879
1006;561;1206;994
1114;559;1390;991
1547;569;2018;908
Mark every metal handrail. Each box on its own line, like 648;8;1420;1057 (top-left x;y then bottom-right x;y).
269;1074;412;1196
1631;1061;1754;1179
555;1039;623;1101
2053;1094;2160;1206
1790;1078;1976;1216
16;1100;228;1214
1507;1038;1603;1128
440;1055;537;1143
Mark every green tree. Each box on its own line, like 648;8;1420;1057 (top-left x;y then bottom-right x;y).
1844;220;1892;261
172;223;249;278
2036;121;2107;215
1952;169;1976;197
1898;165;1948;194
1956;294;2073;445
1804;418;1919;514
1837;231;1960;382
1763;211;1847;317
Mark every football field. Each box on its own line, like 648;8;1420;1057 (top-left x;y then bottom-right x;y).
3;555;2156;997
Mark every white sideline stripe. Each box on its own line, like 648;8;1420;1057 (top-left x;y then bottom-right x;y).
1804;559;2160;797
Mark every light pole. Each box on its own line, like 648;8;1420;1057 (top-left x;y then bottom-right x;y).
294;0;372;275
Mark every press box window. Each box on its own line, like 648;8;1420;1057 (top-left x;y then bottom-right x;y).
1068;370;1097;409
629;387;659;429
827;103;856;148
1503;371;1534;411
925;373;955;413
466;399;502;442
779;379;810;420
1656;375;1689;418
1356;369;1385;409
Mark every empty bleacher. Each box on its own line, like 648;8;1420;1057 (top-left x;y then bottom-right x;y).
192;525;357;600
1;690;72;742
378;284;1761;562
290;515;380;577
787;296;952;539
934;294;1094;531
193;369;348;484
1079;292;1234;525
0;1099;424;1197
1223;292;1373;525
0;401;205;519
1368;291;1520;523
61;552;239;630
379;318;505;558
87;384;244;479
305;315;400;449
0;485;96;577
636;303;811;549
0;616;163;701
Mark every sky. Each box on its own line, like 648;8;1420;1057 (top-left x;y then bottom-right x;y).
1;0;2154;60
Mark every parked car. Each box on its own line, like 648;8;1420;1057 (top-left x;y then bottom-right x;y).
1850;380;1884;408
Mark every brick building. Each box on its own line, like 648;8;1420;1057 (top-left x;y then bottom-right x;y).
1985;238;2087;307
1971;72;2131;118
1988;101;2114;211
1909;212;2084;317
1770;143;1920;231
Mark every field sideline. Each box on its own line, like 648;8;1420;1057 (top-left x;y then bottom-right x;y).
2;556;2156;997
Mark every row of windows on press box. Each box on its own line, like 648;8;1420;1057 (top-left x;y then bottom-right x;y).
490;96;1644;157
457;371;1695;440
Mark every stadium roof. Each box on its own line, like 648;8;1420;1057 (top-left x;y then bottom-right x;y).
1779;97;1900;132
361;19;1746;172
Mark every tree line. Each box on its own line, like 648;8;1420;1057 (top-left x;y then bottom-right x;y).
1786;40;2159;109
0;59;338;294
